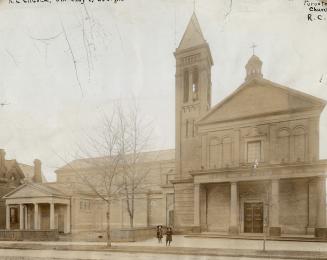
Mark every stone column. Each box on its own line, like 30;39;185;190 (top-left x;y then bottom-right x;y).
194;183;201;228
19;204;24;230
64;204;71;233
6;205;10;230
34;203;39;230
229;182;239;234
315;176;327;238
162;193;167;227
50;203;55;230
307;179;317;234
269;179;281;236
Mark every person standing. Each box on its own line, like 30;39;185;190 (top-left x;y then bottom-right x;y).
165;227;172;246
156;225;163;243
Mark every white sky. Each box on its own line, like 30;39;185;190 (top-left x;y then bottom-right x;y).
0;0;327;182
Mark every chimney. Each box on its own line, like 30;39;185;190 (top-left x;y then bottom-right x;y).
33;159;42;183
0;149;6;175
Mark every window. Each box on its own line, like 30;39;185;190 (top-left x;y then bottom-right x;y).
192;119;195;137
222;137;232;166
10;207;18;224
209;138;221;168
192;68;199;101
247;141;261;163
185;120;189;138
293;127;305;162
80;200;91;211
277;129;290;162
183;70;189;103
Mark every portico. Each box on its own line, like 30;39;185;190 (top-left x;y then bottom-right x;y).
3;183;71;234
191;161;327;237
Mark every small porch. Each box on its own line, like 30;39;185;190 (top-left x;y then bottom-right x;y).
2;183;71;236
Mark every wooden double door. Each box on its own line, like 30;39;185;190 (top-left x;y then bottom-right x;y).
244;202;263;233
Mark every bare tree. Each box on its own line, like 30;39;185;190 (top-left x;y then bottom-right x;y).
119;104;154;228
56;109;124;247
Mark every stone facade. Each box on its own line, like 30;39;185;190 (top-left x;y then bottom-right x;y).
172;13;327;238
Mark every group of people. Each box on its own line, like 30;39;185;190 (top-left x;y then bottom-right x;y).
156;225;173;246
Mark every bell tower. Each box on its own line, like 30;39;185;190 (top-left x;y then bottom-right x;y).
174;13;213;179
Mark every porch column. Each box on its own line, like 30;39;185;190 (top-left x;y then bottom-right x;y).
19;204;24;230
34;203;39;230
50;203;55;230
6;205;10;230
315;176;327;238
316;177;327;227
194;183;200;227
229;182;239;234
64;204;71;233
269;179;281;236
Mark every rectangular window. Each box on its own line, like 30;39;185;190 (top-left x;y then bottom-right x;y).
247;141;261;163
80;200;91;211
183;70;189;103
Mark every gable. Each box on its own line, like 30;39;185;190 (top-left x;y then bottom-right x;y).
198;79;326;125
4;184;52;199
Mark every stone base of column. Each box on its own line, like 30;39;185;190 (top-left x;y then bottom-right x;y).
306;227;315;235
229;226;239;235
315;228;327;239
200;224;208;232
269;227;281;237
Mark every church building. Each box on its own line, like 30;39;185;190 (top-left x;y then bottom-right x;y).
172;13;327;238
2;13;327;241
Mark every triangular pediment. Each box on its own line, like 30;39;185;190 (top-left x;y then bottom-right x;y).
3;183;64;199
198;78;326;125
178;13;206;50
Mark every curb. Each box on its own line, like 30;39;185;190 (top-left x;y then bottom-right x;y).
0;243;327;259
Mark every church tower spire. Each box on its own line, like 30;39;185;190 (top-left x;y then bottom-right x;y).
174;13;213;178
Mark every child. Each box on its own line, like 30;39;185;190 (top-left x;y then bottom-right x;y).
165;227;172;246
156;225;163;243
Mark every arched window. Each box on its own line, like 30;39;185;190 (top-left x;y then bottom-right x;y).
192;68;199;101
247;141;261;163
222;137;232;166
209;138;221;168
185;120;189;138
277;129;290;162
183;70;189;103
293;126;305;162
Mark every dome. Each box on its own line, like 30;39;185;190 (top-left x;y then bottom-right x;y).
245;55;263;81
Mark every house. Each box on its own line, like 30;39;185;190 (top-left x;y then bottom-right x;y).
0;149;45;230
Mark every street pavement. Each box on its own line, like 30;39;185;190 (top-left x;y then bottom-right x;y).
0;249;291;260
0;236;327;259
1;235;326;252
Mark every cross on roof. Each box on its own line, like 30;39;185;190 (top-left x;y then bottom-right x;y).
251;43;257;55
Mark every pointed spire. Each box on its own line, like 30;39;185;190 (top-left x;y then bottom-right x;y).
177;13;206;50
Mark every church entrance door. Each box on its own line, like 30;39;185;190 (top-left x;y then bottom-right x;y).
244;202;263;233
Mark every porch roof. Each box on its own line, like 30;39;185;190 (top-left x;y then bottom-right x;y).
2;182;70;201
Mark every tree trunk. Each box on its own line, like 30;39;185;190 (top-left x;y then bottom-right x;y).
106;201;111;247
129;214;134;228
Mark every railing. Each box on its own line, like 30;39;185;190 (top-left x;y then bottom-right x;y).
0;229;59;241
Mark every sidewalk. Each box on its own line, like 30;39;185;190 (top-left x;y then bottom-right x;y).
0;236;327;259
